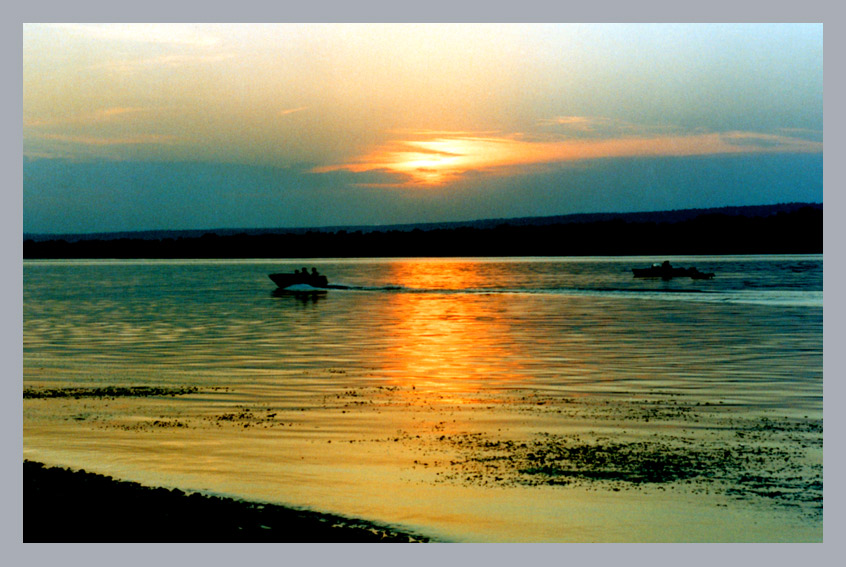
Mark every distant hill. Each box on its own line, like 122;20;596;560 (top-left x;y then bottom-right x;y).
23;202;822;258
24;202;820;243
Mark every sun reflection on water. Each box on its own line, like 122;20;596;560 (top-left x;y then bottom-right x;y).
371;261;529;404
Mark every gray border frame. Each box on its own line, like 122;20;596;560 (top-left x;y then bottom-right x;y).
9;2;841;565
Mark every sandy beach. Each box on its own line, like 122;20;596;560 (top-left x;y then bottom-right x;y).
23;460;430;543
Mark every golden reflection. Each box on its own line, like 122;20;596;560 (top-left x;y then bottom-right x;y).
388;258;493;290
372;260;526;404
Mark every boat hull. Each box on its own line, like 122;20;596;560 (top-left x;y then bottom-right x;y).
269;273;329;289
632;266;714;280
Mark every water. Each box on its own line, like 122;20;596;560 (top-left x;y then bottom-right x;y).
23;256;823;542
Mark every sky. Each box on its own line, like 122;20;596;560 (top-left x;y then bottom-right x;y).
22;23;823;234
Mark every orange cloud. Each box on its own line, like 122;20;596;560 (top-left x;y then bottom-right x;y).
39;133;178;146
279;106;309;116
315;128;823;186
24;107;150;128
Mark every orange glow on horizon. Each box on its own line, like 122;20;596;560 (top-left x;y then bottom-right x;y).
314;129;823;187
314;136;527;186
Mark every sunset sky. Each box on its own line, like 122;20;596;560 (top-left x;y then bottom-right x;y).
23;23;823;234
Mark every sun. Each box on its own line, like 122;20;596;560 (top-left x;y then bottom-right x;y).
311;132;539;186
368;136;531;186
312;132;533;186
383;143;466;185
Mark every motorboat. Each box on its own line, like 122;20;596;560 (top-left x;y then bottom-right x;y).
632;261;714;280
269;271;329;289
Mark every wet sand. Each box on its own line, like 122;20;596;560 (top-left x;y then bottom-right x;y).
23;460;430;543
24;382;823;542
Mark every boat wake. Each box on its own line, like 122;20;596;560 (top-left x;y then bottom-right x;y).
279;282;821;308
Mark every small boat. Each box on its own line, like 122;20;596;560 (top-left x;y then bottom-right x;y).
632;261;714;280
269;271;329;289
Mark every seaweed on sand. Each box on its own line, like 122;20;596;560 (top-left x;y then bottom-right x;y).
23;386;200;399
438;427;822;516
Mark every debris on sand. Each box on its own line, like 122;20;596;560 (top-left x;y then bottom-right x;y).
432;419;822;517
24;386;202;399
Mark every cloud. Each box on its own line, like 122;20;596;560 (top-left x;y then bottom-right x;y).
38;133;178;147
24;106;178;159
94;52;236;74
39;24;233;75
279;106;309;116
24;107;150;128
48;23;222;48
537;116;681;139
315;126;824;187
776;127;824;143
307;166;413;188
540;116;612;132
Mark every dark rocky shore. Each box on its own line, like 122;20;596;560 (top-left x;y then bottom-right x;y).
23;461;430;543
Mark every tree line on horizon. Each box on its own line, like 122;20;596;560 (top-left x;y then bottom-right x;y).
23;206;822;259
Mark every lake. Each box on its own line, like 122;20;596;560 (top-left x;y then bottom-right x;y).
22;256;823;542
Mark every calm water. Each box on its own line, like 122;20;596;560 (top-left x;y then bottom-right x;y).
23;256;823;542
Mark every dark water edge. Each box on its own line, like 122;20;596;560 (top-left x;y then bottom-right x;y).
23;204;821;259
22;461;432;543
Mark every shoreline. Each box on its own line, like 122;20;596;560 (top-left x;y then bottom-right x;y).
22;204;822;259
23;461;432;543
